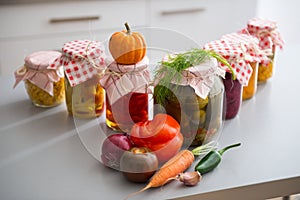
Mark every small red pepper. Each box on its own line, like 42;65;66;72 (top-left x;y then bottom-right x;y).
130;113;183;164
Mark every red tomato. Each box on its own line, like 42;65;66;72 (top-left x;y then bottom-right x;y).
130;113;183;163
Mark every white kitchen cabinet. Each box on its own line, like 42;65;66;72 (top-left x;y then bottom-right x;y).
0;0;258;76
148;0;258;46
0;0;147;75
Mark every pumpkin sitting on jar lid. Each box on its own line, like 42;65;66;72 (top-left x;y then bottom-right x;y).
109;22;146;65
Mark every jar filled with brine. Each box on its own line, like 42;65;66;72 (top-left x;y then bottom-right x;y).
52;40;106;118
14;51;65;107
242;18;284;83
154;49;227;147
100;57;151;132
220;33;269;101
204;39;259;119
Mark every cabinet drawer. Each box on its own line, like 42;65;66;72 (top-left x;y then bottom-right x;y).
0;0;147;38
149;0;257;46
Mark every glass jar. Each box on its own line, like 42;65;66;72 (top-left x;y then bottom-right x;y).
106;92;148;132
223;72;242;119
244;18;284;83
205;38;256;118
153;51;226;147
13;51;65;107
154;77;224;147
258;46;277;82
65;75;105;118
242;62;258;100
53;40;107;118
25;78;64;107
101;57;151;132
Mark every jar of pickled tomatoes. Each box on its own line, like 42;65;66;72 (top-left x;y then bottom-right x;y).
14;51;65;107
52;40;106;118
242;18;284;82
100;56;151;132
153;49;226;147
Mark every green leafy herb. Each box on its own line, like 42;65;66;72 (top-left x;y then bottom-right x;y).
154;48;235;105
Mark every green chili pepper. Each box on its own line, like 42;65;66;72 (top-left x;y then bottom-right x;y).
194;143;241;174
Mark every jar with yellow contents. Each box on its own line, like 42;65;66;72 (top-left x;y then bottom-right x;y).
153;49;227;147
14;51;65;107
52;40;107;118
242;18;284;83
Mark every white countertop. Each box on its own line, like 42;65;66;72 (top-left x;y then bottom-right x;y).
0;44;300;200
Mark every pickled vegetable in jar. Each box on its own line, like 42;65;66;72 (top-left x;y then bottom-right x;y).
101;57;151;132
154;49;227;146
241;18;284;83
242;62;258;100
14;51;65;107
65;75;105;118
52;40;107;118
223;72;242;119
220;33;269;100
204;39;259;117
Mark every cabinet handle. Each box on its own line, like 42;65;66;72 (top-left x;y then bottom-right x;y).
49;16;100;23
161;8;206;15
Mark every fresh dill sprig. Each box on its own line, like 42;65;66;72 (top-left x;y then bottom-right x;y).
154;48;235;105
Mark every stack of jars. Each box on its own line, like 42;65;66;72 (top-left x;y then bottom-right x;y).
12;18;284;149
202;18;284;120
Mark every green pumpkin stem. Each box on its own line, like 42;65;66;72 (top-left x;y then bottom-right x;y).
124;22;131;34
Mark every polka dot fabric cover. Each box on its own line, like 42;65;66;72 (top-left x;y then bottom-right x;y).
242;18;284;51
221;32;270;65
52;40;107;87
204;40;252;86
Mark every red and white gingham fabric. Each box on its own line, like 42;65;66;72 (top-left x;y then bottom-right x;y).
52;40;107;87
242;18;284;50
221;32;270;65
204;40;252;86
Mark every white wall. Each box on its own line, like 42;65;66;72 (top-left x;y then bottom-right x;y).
256;0;300;45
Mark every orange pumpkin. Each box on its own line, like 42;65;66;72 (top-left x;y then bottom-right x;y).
109;22;146;65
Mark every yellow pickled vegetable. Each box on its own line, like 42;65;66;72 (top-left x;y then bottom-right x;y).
25;78;65;107
243;62;258;100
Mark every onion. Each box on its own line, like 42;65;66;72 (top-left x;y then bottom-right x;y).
101;133;134;170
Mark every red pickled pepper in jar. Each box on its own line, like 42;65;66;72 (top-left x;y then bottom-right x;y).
100;56;151;132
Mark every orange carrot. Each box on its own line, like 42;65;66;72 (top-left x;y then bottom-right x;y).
125;149;194;199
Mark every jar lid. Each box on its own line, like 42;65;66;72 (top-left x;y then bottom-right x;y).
101;56;151;105
14;51;63;95
25;51;62;70
221;32;270;63
247;18;277;33
53;40;107;87
156;52;226;99
204;40;252;86
245;18;284;50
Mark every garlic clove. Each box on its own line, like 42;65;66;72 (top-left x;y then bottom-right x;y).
177;171;202;186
